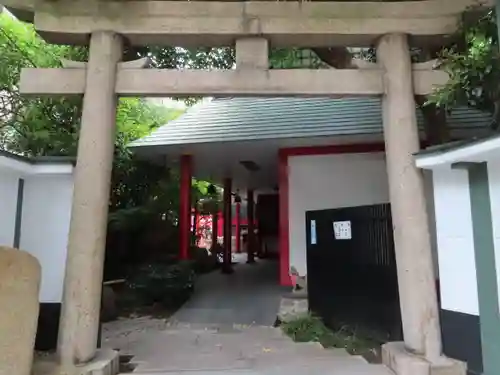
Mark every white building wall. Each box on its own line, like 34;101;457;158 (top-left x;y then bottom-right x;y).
20;174;73;303
432;167;479;315
288;152;390;276
0;170;21;247
487;161;500;312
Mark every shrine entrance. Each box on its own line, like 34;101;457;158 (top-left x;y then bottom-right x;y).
3;1;490;374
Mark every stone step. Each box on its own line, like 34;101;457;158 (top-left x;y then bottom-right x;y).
123;362;393;375
130;336;345;358
112;325;392;375
121;328;361;358
128;351;384;373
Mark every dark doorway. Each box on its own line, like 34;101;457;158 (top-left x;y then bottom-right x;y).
256;194;279;258
256;194;279;237
306;203;402;340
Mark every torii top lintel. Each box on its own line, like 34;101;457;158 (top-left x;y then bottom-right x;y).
3;0;493;47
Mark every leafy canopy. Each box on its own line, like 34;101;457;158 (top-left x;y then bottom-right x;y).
430;9;500;128
0;12;185;221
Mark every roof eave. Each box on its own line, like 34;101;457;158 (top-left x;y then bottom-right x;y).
0;150;75;175
415;134;500;169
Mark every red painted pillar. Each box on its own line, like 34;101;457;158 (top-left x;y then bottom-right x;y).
179;155;192;260
222;178;233;274
235;197;241;253
246;190;256;264
278;151;293;286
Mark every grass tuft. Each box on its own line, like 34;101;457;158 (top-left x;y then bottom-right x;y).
280;313;382;361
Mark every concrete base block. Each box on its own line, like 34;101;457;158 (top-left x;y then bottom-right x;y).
78;349;120;375
33;349;119;375
382;342;467;375
277;292;309;322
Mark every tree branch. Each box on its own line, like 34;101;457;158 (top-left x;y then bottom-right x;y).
311;47;356;69
415;96;450;145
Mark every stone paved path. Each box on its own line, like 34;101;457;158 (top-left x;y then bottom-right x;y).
103;257;394;375
170;255;288;327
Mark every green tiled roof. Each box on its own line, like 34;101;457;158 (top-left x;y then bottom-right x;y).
130;97;493;147
415;133;500;158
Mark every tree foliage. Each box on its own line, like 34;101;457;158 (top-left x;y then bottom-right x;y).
429;9;500;129
0;12;87;155
0;12;183;210
0;12;203;275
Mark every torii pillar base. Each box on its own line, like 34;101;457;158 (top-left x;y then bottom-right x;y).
33;348;120;375
382;343;466;375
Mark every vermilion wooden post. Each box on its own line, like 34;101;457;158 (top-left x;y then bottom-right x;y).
222;178;233;274
179;155;192;260
278;151;292;286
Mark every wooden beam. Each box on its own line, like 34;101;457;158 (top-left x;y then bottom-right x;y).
19;67;448;97
26;0;493;47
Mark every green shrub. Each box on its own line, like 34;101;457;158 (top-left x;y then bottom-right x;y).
127;261;195;308
189;246;218;273
281;314;379;355
281;314;332;343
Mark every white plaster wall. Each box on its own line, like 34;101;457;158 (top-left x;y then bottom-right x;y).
0;170;21;247
288;153;390;276
487;161;500;312
20;174;73;303
432;167;479;315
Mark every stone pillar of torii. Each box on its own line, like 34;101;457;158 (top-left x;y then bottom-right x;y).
377;33;443;366
4;1;491;374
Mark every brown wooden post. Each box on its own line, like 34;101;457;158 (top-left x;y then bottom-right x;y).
192;206;198;247
211;212;219;250
179;155;193;260
235;195;242;253
222;178;233;274
246;190;256;264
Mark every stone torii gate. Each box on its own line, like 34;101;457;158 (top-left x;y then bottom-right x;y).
4;0;493;374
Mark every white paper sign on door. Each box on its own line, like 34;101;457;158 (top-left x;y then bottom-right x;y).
333;221;352;240
310;220;317;245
